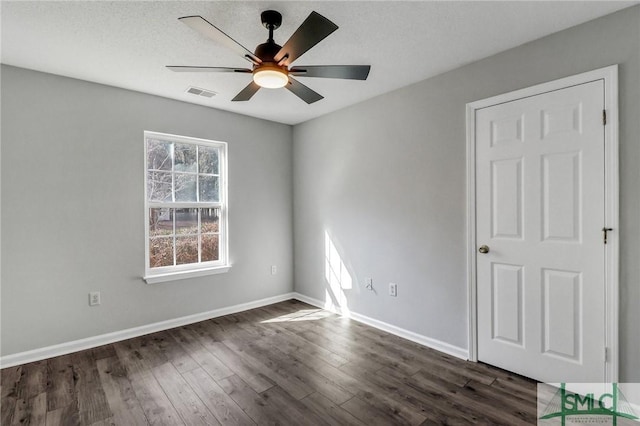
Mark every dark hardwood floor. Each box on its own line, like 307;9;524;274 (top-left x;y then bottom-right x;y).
1;299;538;425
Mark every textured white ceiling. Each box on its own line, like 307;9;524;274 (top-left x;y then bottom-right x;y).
2;1;637;125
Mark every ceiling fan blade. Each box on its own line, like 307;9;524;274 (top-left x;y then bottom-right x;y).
289;65;371;80
179;16;262;64
274;11;338;66
286;77;324;104
232;81;261;101
166;66;252;73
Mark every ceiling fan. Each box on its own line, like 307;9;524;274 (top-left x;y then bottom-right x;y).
167;10;371;104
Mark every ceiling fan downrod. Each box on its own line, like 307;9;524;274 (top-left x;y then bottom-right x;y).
261;10;282;43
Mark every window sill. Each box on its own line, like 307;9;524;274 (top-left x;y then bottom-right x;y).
144;265;231;284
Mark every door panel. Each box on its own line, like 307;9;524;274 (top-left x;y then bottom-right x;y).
492;263;524;346
542;151;581;241
491;158;523;239
542;268;581;361
476;80;605;382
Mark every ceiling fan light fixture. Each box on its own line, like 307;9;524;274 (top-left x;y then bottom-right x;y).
253;67;288;89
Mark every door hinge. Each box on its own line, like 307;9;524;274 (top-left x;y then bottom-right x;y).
603;227;613;244
605;347;609;362
603;109;607;125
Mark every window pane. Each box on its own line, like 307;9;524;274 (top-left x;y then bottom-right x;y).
145;134;226;273
150;237;174;267
147;171;172;202
174;143;197;173
149;208;173;237
199;175;219;202
198;146;219;174
176;208;198;235
201;208;219;233
147;139;172;171
175;173;197;202
176;236;198;265
202;234;219;262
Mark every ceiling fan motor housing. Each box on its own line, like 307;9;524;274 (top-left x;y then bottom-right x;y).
254;42;283;64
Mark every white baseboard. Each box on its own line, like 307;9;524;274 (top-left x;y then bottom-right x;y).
293;292;469;360
1;291;468;368
0;292;295;368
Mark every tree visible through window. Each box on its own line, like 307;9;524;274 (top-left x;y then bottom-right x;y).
144;132;227;278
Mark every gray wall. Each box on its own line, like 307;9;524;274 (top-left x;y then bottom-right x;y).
293;6;640;381
1;65;294;356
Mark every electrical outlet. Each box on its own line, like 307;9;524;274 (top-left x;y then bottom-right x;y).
89;291;101;306
365;278;373;290
271;265;277;275
389;283;397;297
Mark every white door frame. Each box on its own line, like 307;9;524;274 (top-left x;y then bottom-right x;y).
465;65;619;382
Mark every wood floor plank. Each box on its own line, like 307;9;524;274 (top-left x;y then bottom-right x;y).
44;404;80;426
208;317;248;341
259;303;324;322
7;361;48;425
191;334;274;394
279;348;426;425
182;368;255;426
341;396;420;426
217;375;283;425
379;362;470;388
148;331;200;374
168;328;234;381
152;362;221;426
71;350;112;424
91;344;117;361
87;417;116;426
256;317;349;368
228;311;280;339
12;398;29;425
490;376;537;401
31;392;48;426
1;366;21;424
311;323;420;375
260;385;331;426
325;316;486;383
338;361;436;425
96;356;148;426
3;300;540;425
222;338;313;400
248;337;353;404
296;328;384;371
23;361;48;400
374;366;504;424
299;392;366;426
408;369;532;425
320;316;481;382
256;305;320;333
134;334;172;369
46;354;79;414
44;408;64;426
463;379;536;422
113;340;184;425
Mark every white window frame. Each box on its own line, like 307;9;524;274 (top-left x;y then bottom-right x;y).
143;131;230;284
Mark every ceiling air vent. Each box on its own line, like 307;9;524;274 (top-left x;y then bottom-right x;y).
186;86;217;98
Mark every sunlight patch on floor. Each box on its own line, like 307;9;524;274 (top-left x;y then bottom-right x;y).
260;309;334;323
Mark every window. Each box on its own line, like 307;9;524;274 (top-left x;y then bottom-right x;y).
144;131;229;283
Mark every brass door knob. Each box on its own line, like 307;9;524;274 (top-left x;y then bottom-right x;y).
478;245;490;254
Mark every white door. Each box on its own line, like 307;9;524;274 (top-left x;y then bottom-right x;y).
476;80;606;382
